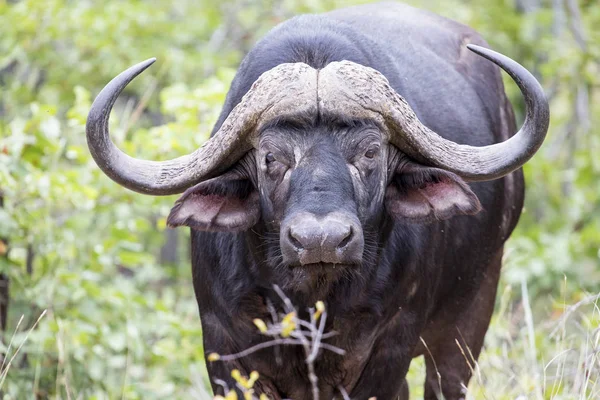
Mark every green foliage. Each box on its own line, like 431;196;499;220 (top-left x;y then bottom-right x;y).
0;0;598;398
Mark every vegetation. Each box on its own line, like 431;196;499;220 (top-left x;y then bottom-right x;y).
0;0;598;398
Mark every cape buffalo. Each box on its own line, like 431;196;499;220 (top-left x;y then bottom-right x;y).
86;2;549;399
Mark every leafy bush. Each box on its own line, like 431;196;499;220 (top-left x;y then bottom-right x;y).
0;0;598;398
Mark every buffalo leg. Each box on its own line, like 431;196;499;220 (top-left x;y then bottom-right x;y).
349;316;424;400
422;251;502;400
398;379;409;400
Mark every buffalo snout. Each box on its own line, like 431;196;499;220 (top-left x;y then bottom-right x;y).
281;212;364;266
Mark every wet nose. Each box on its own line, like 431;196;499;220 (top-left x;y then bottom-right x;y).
289;219;353;251
282;212;364;265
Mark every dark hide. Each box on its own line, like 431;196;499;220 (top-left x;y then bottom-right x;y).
175;3;524;399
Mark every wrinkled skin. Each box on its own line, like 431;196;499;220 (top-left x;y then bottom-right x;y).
167;3;524;399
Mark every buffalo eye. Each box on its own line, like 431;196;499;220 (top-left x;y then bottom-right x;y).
265;152;276;164
364;146;380;159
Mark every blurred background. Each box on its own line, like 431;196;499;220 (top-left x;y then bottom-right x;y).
0;0;598;398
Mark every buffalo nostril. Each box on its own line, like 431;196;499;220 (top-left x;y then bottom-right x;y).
288;228;304;250
337;226;353;249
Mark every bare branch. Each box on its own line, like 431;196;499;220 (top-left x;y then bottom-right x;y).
338;385;351;400
307;309;328;363
565;0;587;50
272;284;296;314
215;338;304;362
214;285;345;399
550;293;600;338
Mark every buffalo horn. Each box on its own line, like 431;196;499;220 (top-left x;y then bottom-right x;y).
318;45;549;181
86;60;317;195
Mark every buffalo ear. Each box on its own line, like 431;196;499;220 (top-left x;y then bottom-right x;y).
167;170;260;232
385;164;481;223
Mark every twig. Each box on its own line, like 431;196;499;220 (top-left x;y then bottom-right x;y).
266;298;282;365
550;293;600;338
338;385;351;400
211;285;345;400
307;309;327;363
217;338;304;361
272;285;295;314
214;378;229;394
565;0;587;50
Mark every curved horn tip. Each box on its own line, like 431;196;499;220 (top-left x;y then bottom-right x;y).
142;57;157;66
133;57;157;72
119;58;157;78
464;45;527;78
466;43;484;51
466;43;494;58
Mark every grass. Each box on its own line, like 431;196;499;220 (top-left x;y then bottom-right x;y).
198;279;600;399
407;281;600;399
0;310;47;391
1;283;598;399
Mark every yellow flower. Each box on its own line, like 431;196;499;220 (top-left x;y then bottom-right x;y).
253;318;268;333
224;390;238;400
281;312;296;337
239;378;251;389
232;369;254;389
248;371;260;387
207;353;220;362
314;301;325;320
259;394;270;400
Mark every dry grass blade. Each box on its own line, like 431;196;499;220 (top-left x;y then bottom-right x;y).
0;309;47;389
550;293;600;338
0;314;24;373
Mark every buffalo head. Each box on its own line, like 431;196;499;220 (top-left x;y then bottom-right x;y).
86;45;549;291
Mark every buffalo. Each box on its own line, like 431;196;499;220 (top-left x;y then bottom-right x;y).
86;2;549;399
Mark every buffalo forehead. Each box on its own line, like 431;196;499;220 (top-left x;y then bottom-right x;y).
250;62;318;145
317;60;390;136
252;61;391;142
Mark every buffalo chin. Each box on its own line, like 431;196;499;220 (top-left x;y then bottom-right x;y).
293;262;354;272
282;262;358;296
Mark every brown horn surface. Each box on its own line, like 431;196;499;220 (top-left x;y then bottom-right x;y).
86;60;317;195
318;45;549;182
